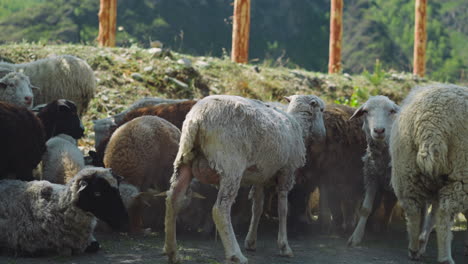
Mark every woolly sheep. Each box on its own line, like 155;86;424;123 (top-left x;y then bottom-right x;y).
348;96;400;246
0;99;84;181
0;55;96;115
288;104;367;232
0;167;129;256
42;134;85;184
91;100;197;167
390;84;468;264
164;94;326;264
0;71;35;108
92;97;187;150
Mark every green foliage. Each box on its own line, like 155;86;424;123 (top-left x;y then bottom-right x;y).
362;59;387;86
335;86;370;107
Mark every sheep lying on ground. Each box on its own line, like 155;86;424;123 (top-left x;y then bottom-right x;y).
41;134;85;184
164;94;326;264
0;71;35;108
390;84;468;264
91;100;197;167
0;55;96;115
0;99;84;181
287;104;367;232
348;96;400;246
92;97;187;150
0;167;129;256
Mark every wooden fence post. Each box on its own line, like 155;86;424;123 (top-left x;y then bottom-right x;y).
231;0;251;64
413;0;427;77
328;0;343;74
97;0;117;47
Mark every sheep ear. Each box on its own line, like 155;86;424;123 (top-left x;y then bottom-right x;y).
31;85;40;90
57;99;71;112
349;104;366;120
283;96;292;103
78;180;89;193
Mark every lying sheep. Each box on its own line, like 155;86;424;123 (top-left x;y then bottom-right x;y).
390;84;468;264
0;167;129;256
348;96;400;246
41;134;85;184
91;100;197;167
0;99;84;181
164;94;326;264
0;71;35;108
288;104;367;232
93;97;187;150
0;55;96;115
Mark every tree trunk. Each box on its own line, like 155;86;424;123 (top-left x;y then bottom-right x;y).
231;0;251;64
328;0;343;74
97;0;117;47
413;0;427;77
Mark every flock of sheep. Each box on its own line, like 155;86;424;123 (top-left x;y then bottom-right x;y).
0;54;467;264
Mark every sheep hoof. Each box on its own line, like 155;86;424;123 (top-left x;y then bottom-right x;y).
437;259;455;264
163;246;180;264
408;249;421;260
226;254;248;264
347;235;362;247
279;244;294;257
244;239;256;251
85;241;101;253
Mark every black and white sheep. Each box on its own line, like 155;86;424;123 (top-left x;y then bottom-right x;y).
0;167;129;256
0;55;96;115
0;99;84;181
347;96;400;246
41;133;85;184
390;84;468;264
164;94;326;264
0;71;35;108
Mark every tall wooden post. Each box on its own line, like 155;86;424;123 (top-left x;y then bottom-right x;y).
413;0;427;77
231;0;251;64
328;0;343;74
97;0;117;47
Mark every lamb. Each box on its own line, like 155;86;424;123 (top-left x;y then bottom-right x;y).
93;97;188;150
390;84;468;264
41;134;85;184
0;99;84;181
0;71;35;108
288;104;367;232
347;96;400;246
164;94;326;264
91;100;197;167
0;167;129;256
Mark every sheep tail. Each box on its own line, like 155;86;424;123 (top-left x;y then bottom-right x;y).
416;132;448;178
173;119;199;169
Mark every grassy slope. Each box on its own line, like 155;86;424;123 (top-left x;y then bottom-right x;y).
0;43;437;151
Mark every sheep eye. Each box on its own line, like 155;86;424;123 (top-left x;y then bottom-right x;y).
389;109;397;114
94;192;101;197
362;110;368;114
320;108;324;113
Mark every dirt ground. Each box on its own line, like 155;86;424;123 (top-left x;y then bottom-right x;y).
1;223;466;264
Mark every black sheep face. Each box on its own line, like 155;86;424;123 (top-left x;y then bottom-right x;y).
54;99;85;139
76;169;129;232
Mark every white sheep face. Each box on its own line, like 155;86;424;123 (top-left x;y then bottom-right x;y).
286;94;327;141
350;95;399;143
0;72;34;109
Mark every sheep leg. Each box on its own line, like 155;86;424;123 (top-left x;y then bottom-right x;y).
464;211;468;256
402;200;425;260
347;182;377;246
164;165;193;264
418;202;437;256
318;183;332;233
381;191;398;231
277;170;294;257
212;176;247;264
244;185;264;251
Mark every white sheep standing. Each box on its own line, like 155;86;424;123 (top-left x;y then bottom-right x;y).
347;96;400;246
0;71;35;108
41;133;85;184
390;84;468;264
0;167;129;256
164;94;326;264
0;55;96;115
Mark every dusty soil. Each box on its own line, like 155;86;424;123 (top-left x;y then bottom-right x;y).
1;224;466;264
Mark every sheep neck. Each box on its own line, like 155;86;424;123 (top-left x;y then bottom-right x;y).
291;112;315;146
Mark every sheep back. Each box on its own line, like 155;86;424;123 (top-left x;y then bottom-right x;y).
0;102;45;181
104;115;181;192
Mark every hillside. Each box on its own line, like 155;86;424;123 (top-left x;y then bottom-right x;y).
0;43;437;151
